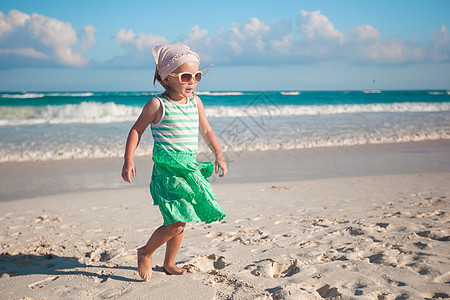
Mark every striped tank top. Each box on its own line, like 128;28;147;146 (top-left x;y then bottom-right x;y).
151;94;199;151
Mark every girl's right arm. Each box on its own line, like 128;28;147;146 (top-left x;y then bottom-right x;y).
121;97;161;183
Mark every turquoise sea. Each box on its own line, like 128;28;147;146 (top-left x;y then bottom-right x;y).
0;90;449;162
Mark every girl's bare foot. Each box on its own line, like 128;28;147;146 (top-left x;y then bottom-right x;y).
137;248;152;281
163;264;188;275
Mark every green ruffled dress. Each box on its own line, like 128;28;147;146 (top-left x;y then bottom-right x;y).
150;144;226;225
149;95;226;226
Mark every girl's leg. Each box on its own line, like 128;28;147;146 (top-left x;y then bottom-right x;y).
137;221;186;281
163;222;187;275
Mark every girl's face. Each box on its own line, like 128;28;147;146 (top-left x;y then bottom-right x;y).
164;61;200;100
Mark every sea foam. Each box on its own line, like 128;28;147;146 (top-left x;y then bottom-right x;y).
1;101;449;126
0;102;142;126
1;92;95;99
1;130;448;163
1;93;45;99
280;91;301;96
196;91;244;96
204;102;450;118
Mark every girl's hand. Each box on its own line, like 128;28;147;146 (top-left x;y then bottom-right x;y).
215;155;228;177
122;160;136;183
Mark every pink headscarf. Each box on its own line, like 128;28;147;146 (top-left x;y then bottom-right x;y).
152;44;200;80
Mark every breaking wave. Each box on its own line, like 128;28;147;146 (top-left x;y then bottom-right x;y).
1;101;449;126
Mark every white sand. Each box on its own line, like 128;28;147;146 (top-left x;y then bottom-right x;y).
1;142;450;299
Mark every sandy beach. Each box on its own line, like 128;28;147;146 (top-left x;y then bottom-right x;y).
1;141;449;299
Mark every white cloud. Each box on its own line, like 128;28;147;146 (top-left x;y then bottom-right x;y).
135;33;166;52
0;47;47;59
363;39;406;61
185;17;292;65
2;9;449;70
0;9;96;68
111;10;449;68
105;28;167;68
296;10;344;43
271;35;292;54
347;25;380;41
187;10;448;66
80;25;97;52
428;24;450;61
114;28;135;45
186;25;209;44
114;28;166;52
343;24;421;64
433;25;450;46
243;17;270;37
226;18;270;53
0;10;30;37
110;17;288;68
189;25;208;41
228;41;243;54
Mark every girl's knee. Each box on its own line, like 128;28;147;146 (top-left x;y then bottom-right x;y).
166;222;185;235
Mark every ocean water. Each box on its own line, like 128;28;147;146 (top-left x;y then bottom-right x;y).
0;90;449;162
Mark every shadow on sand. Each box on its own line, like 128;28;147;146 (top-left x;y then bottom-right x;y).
0;253;141;283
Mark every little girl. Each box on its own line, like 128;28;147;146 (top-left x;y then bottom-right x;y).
121;44;227;282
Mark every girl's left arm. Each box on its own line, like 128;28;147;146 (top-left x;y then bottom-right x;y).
197;96;228;177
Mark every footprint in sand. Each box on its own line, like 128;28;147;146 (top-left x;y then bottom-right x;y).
92;270;113;283
407;262;438;277
269;185;292;191
266;284;318;299
86;248;127;263
299;240;323;248
366;250;400;267
381;274;406;287
383;211;402;218
416;230;450;241
336;226;365;236
374;290;410;300
315;284;341;298
206;231;235;242
183;254;228;273
413;241;432;249
412;195;447;208
424;293;450;299
374;222;391;230
234;231;271;246
34;215;62;223
318;251;348;263
415;210;446;218
312;217;349;228
435;271;450;284
207;229;271;245
247;258;300;278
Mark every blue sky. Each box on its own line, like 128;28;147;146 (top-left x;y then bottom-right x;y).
0;0;449;91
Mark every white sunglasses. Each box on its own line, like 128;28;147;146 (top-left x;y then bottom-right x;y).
168;71;203;83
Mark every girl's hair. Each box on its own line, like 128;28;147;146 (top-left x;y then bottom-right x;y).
153;69;162;88
153;68;183;98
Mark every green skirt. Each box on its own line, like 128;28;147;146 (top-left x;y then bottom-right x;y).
149;144;226;226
